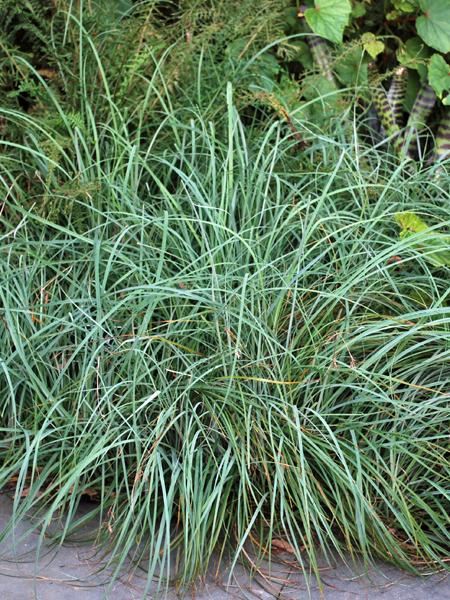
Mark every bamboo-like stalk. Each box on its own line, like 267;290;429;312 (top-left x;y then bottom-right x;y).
372;83;403;154
432;109;450;164
387;66;408;125
368;63;404;155
401;84;436;159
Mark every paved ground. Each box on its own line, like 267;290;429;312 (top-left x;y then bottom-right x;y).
0;495;448;599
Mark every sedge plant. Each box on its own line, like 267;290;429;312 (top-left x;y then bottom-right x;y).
0;18;449;599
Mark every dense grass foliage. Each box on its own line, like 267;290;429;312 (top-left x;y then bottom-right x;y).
0;4;450;597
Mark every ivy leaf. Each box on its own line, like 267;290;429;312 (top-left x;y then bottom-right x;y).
416;0;450;54
362;32;385;59
305;0;352;44
428;54;450;98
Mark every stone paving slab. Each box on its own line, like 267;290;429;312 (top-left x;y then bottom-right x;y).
0;495;448;599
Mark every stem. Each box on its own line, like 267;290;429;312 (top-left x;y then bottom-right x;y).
402;84;436;159
432;109;450;164
387;66;408;125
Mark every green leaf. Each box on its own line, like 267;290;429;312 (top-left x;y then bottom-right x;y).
291;41;314;70
397;37;431;80
416;0;450;54
246;53;281;93
362;32;385;59
443;95;450;105
395;212;450;267
284;6;300;29
395;212;429;232
300;74;342;122
305;0;352;44
351;2;366;18
386;10;400;20
428;54;450;99
335;46;368;86
273;75;302;109
393;0;419;12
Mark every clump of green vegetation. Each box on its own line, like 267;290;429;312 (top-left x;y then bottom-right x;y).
0;1;449;596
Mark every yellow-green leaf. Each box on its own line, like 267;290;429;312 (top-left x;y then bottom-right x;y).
362;33;385;59
395;212;450;267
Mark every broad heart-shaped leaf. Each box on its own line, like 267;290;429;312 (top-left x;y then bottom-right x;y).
416;0;450;54
361;32;385;59
428;54;450;98
305;0;352;44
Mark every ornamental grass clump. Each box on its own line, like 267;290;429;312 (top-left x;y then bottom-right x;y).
0;58;449;595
